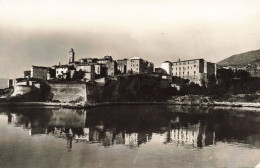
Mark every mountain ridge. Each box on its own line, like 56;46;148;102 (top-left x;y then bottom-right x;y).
218;49;260;66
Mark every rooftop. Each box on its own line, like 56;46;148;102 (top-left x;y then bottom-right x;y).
128;56;141;60
54;65;74;69
32;65;49;69
163;61;172;63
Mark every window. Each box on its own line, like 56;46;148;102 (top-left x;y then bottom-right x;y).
194;65;196;67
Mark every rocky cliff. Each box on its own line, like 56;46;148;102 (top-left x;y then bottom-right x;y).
89;74;171;103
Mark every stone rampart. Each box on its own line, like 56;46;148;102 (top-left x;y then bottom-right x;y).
47;82;87;103
12;85;32;96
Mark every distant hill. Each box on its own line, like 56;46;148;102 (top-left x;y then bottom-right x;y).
218;49;260;66
0;78;8;89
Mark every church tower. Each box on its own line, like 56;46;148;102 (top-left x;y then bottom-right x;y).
68;48;75;64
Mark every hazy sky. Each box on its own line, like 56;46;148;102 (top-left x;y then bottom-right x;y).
1;0;260;78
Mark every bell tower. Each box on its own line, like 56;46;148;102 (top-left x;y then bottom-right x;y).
68;48;75;64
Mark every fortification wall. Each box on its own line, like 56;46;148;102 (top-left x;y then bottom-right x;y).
12;85;32;96
46;75;170;103
47;83;87;102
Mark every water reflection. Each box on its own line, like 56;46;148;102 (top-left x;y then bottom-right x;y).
1;105;260;151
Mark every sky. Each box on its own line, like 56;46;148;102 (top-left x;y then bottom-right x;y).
1;0;260;78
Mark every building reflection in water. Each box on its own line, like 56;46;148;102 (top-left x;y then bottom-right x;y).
159;121;215;148
3;105;260;151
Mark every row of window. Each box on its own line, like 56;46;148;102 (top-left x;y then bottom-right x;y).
173;73;198;80
172;65;199;72
131;64;139;67
173;60;197;65
173;71;197;75
130;68;139;71
174;65;197;70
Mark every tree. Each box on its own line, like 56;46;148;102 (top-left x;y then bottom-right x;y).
217;68;234;88
234;69;250;81
207;75;217;88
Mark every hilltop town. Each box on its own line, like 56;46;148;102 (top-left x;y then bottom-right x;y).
12;49;215;86
8;48;217;87
1;48;260;106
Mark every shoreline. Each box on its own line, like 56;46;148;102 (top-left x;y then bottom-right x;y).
1;101;260;109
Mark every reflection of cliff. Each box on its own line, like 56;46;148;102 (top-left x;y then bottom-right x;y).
94;74;170;102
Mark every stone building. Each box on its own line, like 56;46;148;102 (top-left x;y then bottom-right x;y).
104;61;117;76
97;56;113;64
75;64;95;81
117;59;127;74
97;56;117;76
55;65;75;79
94;64;106;78
79;58;98;64
31;66;49;80
171;58;217;86
77;55;117;77
47;68;56;80
126;57;154;74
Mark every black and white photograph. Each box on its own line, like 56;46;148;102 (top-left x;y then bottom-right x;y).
0;0;260;167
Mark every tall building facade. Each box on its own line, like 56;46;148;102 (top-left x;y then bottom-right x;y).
126;57;154;74
31;66;49;80
171;59;216;86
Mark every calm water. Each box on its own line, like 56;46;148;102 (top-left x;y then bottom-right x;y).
0;105;260;168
